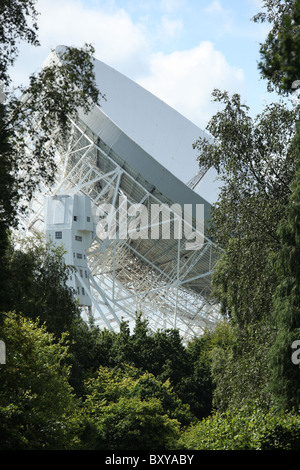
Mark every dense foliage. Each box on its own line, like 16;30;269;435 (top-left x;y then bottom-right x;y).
0;0;39;86
253;0;300;93
178;405;300;450
1;0;300;451
268;119;300;411
0;313;81;450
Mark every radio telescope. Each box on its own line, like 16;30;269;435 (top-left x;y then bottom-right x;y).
22;46;221;341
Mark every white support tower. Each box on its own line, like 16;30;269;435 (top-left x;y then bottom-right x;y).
45;194;93;307
21;47;222;341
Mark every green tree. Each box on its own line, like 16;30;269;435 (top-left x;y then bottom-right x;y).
93;397;179;451
194;90;299;326
253;0;300;93
94;316;213;419
193;90;300;411
0;104;16;311
100;317;188;386
0;312;83;449
251;0;300;412
268;120;300;411
4;43;101;218
178;405;300;450
0;0;40;86
3;236;111;398
5;237;80;337
211;321;275;411
182;322;230;417
83;365;183;450
65;317;106;396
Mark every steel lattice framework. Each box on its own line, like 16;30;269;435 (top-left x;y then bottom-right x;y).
19;47;223;342
21;114;221;341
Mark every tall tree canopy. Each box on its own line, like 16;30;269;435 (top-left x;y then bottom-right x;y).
0;313;82;450
194;90;299;326
2;43;101;224
0;0;40;86
0;2;102;231
253;0;300;93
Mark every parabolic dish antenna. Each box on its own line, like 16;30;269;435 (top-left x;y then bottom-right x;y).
23;46;221;341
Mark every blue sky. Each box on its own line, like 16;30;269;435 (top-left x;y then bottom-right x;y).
11;0;277;130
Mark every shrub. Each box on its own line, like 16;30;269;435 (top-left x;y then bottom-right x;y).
178;406;300;450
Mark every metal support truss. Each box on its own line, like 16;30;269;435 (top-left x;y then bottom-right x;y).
21;117;221;342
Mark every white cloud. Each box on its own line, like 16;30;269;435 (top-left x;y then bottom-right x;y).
10;0;245;130
204;0;234;34
21;0;149;79
204;0;225;15
137;41;244;128
159;15;183;39
160;0;184;13
10;0;151;85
